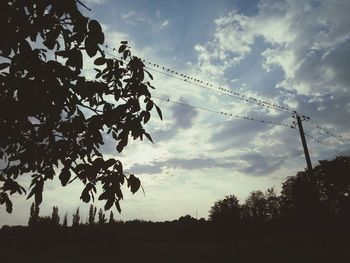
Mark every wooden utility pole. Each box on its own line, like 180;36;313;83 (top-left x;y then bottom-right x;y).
296;114;313;171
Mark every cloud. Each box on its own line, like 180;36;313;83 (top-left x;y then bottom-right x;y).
121;10;136;20
160;20;169;29
128;156;238;175
121;10;151;25
128;163;162;174
82;0;106;6
196;0;350;97
239;151;287;176
152;97;198;142
128;151;289;177
191;0;350;162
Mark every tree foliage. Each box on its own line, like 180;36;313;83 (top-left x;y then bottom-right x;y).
63;213;68;227
88;204;97;225
108;211;114;224
209;156;350;226
209;195;241;223
28;202;40;227
0;0;161;213
98;208;106;225
280;156;350;218
243;190;267;221
72;207;80;226
51;206;60;225
265;187;280;220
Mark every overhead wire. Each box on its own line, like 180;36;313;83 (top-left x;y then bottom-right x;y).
144;66;291;114
53;6;345;151
152;95;295;129
100;47;346;154
102;47;294;114
307;118;345;143
304;133;342;155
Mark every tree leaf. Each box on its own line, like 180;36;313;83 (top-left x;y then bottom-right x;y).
143;111;151;124
98;191;109;200
6;198;13;213
123;50;129;60
105;158;117;169
80;186;91;203
88;20;102;33
1;193;13;213
146;100;154;111
144;132;154;143
144;70;153;80
116;142;124;153
85;36;98;57
59;168;71;186
115;200;121;213
128;174;141;194
155;105;163;120
113;160;123;174
94;57;106;65
118;44;126;53
104;197;114;210
0;63;10;70
55;50;69;57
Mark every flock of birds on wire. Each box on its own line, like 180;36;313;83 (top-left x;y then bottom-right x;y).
97;44;346;155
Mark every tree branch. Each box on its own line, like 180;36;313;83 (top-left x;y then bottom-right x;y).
76;0;92;11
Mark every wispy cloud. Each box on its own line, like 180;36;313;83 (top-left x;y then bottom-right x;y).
121;10;151;25
83;0;106;6
160;20;169;29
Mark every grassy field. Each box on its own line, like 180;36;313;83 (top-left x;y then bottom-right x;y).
1;237;349;263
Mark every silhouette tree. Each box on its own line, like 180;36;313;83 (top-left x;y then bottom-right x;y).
62;213;68;227
51;206;60;226
244;190;267;221
280;156;350;220
265;187;280;220
209;195;241;223
178;214;197;224
37;215;53;227
109;211;114;224
279;170;326;235
0;0;162;214
312;156;350;216
72;207;81;227
88;204;97;225
98;208;106;225
28;202;40;227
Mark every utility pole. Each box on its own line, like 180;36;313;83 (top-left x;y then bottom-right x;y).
295;113;313;171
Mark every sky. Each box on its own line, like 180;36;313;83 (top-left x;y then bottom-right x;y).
1;0;350;226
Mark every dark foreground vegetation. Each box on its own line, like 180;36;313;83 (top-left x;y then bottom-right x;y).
1;224;349;263
1;156;350;262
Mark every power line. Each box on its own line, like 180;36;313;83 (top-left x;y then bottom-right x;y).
144;61;293;113
83;73;293;129
145;66;291;114
102;47;346;150
53;35;347;148
102;47;294;114
307;118;345;143
152;95;295;129
304;133;342;155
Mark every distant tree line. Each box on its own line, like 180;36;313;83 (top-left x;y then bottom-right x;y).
1;156;349;244
27;203;116;228
208;156;350;240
